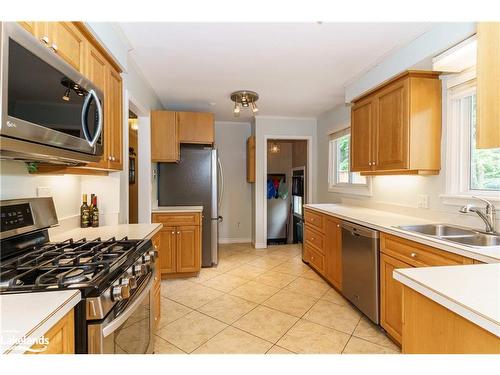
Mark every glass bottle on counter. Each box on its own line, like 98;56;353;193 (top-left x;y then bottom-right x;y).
91;195;99;227
80;194;90;228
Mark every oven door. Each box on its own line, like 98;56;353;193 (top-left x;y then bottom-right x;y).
0;22;104;160
87;275;154;354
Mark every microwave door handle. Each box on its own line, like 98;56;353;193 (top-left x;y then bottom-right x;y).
81;89;103;148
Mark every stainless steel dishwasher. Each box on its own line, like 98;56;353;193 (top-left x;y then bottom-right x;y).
341;221;380;324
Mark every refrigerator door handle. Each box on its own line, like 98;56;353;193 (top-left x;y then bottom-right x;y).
217;157;224;209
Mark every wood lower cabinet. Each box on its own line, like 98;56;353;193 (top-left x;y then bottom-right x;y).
350;70;441;176
151;111;179;162
380;233;474;345
152;212;202;277
26;310;74;354
402;286;500;354
151;232;162;330
178;112;214;145
303;208;342;290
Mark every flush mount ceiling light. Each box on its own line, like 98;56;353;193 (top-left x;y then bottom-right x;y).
230;90;259;117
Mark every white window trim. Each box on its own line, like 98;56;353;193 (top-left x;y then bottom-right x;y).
327;131;372;197
441;67;500;206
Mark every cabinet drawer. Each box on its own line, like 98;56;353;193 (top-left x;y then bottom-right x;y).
306;244;325;274
304;225;325;254
304;209;324;232
152;212;201;226
381;233;473;267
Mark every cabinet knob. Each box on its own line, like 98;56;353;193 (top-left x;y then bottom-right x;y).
171;231;175;234
154;317;158;321
410;252;417;258
108;156;112;161
177;231;180;234
337;224;340;228
40;36;49;44
311;237;315;241
50;43;58;52
310;218;314;221
311;256;315;261
112;156;116;161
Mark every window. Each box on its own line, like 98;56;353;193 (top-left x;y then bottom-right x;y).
444;71;500;201
328;129;371;196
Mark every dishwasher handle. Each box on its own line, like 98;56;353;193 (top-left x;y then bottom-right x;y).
341;221;380;239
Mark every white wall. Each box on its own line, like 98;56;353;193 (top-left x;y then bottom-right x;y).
253;116;317;248
0;161;81;221
215;121;252;243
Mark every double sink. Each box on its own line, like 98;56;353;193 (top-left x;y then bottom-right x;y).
397;224;500;248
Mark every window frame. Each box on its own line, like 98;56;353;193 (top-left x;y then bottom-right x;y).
442;67;500;205
328;130;372;197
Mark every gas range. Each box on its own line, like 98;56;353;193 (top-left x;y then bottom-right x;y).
0;197;158;354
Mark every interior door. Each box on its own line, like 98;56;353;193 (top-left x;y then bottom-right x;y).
374;79;409;171
351;97;374;172
176;225;200;273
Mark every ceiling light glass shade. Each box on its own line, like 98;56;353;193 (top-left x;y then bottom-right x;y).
251;102;259;113
270;143;280;153
233;103;240;117
129;119;139;131
62;88;71;101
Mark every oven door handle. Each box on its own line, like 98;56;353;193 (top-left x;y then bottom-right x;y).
102;275;154;338
81;89;103;148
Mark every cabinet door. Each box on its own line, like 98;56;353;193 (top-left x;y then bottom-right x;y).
374;79;409;171
351;98;374;172
380;253;411;345
18;21;38;36
176;225;201;273
178;112;214;144
26;310;74;354
324;216;342;290
476;22;500;149
83;45;109;169
47;22;86;72
151;111;179;162
152;284;161;331
158;227;176;274
106;68;123;170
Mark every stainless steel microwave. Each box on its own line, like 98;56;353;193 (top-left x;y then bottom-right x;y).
0;22;104;165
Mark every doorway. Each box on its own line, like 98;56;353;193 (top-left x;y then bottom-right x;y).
266;139;307;246
128;110;139;224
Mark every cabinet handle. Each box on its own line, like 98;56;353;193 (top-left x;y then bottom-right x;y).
50;43;58;52
40;36;49;45
410;252;417;258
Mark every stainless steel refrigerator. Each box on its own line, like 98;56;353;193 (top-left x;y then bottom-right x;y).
157;145;223;267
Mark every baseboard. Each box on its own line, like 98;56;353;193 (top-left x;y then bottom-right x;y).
218;237;252;244
253;242;267;249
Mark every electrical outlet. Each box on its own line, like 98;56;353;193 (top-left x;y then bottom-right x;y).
417;194;429;209
37;186;51;197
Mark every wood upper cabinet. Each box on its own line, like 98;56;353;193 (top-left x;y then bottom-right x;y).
152;212;202;277
151;111;179;162
247;136;256;183
324;216;342;291
374;79;409;171
106;68;123;170
47;22;86;72
26;310;74;354
476;22;500;149
18;21;38;36
351;97;374;172
176;225;201;273
350;71;441;176
178;112;215;145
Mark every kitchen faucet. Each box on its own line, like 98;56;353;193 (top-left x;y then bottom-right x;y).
459;196;497;234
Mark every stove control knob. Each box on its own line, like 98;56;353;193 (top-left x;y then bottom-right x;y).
148;250;158;263
133;264;147;277
122;276;137;290
112;284;131;301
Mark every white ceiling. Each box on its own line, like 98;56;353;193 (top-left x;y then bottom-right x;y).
119;22;436;121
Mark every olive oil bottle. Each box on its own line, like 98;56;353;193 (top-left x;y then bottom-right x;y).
80;194;90;228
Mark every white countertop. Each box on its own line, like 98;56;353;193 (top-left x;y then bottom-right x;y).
151;206;203;213
304;203;500;263
0;290;81;354
49;223;162;243
394;264;500;337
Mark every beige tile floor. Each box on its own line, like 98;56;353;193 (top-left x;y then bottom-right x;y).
154;243;400;355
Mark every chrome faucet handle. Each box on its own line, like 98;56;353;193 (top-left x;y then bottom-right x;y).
472;196;496;213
